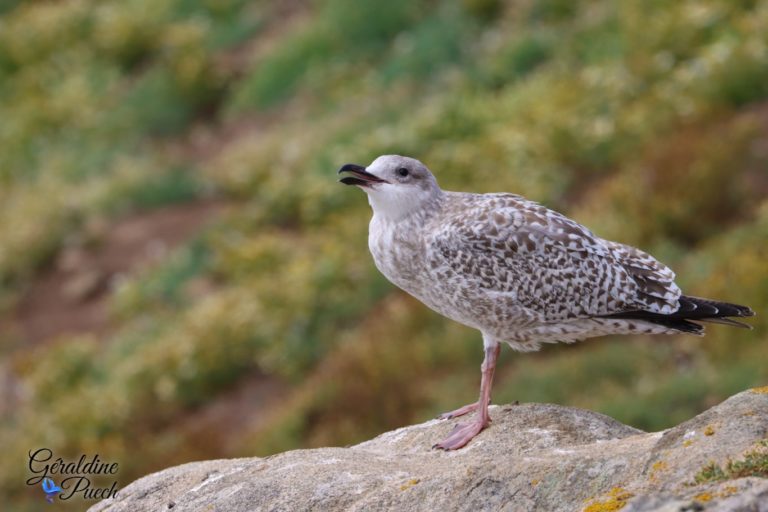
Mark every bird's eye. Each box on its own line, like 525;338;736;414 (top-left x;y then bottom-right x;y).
397;167;409;177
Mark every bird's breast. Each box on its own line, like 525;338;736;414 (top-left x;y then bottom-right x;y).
368;217;427;294
368;218;488;330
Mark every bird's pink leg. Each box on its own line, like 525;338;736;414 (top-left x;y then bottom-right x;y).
434;343;500;450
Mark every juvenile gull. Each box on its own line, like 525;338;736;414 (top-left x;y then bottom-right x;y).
338;155;754;450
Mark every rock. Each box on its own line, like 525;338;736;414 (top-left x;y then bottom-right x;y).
90;389;768;512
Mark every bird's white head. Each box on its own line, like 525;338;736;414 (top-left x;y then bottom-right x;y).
338;155;442;221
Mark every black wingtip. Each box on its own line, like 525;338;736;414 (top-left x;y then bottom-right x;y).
699;317;753;329
601;295;755;334
684;296;755;318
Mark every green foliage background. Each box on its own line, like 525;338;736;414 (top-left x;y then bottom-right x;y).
1;0;767;509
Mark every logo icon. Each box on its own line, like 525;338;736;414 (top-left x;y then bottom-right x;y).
41;477;62;503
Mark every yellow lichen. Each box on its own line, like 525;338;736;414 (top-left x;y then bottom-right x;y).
751;386;768;394
704;425;715;436
683;439;695;447
649;460;668;480
531;479;540;486
399;478;420;491
583;487;634;512
720;485;738;497
693;492;713;502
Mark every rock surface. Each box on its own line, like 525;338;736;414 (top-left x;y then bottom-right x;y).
91;389;768;512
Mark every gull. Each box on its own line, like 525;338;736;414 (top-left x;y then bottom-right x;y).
338;155;754;450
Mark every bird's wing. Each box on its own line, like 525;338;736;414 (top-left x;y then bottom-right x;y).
426;193;680;321
42;478;59;493
598;238;680;313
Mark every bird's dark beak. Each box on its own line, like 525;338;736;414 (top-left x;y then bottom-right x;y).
338;163;388;187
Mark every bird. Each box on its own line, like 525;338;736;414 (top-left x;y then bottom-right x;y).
42;477;62;503
338;154;755;450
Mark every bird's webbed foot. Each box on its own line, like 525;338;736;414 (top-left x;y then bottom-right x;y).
432;418;488;450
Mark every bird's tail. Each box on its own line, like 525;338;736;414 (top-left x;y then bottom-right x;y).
602;295;755;335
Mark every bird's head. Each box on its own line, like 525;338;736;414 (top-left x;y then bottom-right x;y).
338;155;442;220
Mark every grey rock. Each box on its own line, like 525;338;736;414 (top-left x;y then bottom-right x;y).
90;389;768;512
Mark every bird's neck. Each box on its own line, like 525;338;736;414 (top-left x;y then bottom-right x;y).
369;190;445;224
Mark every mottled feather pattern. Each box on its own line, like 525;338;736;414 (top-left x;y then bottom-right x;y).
600;239;681;313
369;191;684;349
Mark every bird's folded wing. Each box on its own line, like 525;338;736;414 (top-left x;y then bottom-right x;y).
598;238;680;313
426;196;680;321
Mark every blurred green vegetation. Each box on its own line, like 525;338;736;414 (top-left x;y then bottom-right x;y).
1;0;767;509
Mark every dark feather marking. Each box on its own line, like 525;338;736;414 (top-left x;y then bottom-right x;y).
602;295;754;334
699;317;752;329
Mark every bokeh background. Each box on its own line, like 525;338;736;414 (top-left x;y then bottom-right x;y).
1;0;767;509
